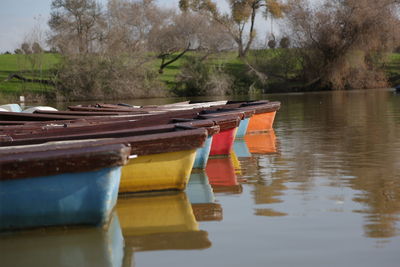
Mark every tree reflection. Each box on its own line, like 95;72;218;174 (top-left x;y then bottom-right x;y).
241;90;400;238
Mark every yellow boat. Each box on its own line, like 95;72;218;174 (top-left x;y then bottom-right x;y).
108;125;207;193
120;149;197;193
117;192;211;251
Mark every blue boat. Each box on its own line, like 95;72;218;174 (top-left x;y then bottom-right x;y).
235;117;250;138
0;140;130;231
191;124;220;170
193;136;213;169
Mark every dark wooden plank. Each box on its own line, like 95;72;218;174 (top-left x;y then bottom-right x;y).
0;142;131;180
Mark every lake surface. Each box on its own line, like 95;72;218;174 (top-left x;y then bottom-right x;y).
1;89;400;266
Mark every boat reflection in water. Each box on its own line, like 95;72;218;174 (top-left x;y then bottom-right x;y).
233;139;252;158
244;130;277;154
0;212;124;267
117;192;211;265
186;172;223;221
206;156;243;194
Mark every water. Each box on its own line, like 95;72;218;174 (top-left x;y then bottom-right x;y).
1;89;400;266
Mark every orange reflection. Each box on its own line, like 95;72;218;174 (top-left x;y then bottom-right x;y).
206;156;242;194
244;130;277;154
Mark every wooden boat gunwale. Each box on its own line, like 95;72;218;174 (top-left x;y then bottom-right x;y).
0;141;131;180
1;111;238;137
0;125;208;157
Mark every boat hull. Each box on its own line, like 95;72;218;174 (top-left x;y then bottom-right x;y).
120;149;197;193
0;167;122;231
209;128;236;156
247;111;277;132
193;136;213;169
235;118;250;138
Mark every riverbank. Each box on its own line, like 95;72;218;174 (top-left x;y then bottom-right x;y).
1;51;400;102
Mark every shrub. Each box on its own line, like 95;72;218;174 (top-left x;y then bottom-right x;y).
174;56;232;96
55;54;165;101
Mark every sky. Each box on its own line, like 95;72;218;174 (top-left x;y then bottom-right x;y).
0;0;269;53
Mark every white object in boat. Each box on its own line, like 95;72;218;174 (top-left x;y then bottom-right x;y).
22;106;58;113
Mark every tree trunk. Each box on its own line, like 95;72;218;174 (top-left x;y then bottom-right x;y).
158;43;191;74
5;73;55;85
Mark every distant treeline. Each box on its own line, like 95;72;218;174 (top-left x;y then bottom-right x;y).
2;0;400;101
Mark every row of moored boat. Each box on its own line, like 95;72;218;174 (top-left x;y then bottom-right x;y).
0;100;280;231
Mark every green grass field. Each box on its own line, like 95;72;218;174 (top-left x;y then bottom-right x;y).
1;51;400;100
0;53;59;96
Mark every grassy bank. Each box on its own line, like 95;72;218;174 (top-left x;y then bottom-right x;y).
0;53;58;99
1;51;400;101
387;53;400;86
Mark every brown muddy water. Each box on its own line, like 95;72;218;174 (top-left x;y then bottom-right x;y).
1;89;400;267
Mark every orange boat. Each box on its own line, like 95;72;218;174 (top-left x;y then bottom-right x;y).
239;101;280;132
247;111;276;132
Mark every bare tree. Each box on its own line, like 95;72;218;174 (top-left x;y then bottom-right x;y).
106;0;167;54
180;0;287;57
286;0;400;89
48;0;105;54
148;10;231;73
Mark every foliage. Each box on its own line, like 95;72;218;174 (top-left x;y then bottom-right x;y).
286;0;400;90
248;48;300;81
174;56;233;96
55;54;164;101
279;37;290;48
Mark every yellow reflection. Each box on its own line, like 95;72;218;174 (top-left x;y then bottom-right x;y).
117;192;198;236
244;130;277;154
230;151;242;175
117;192;211;252
254;208;287;217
